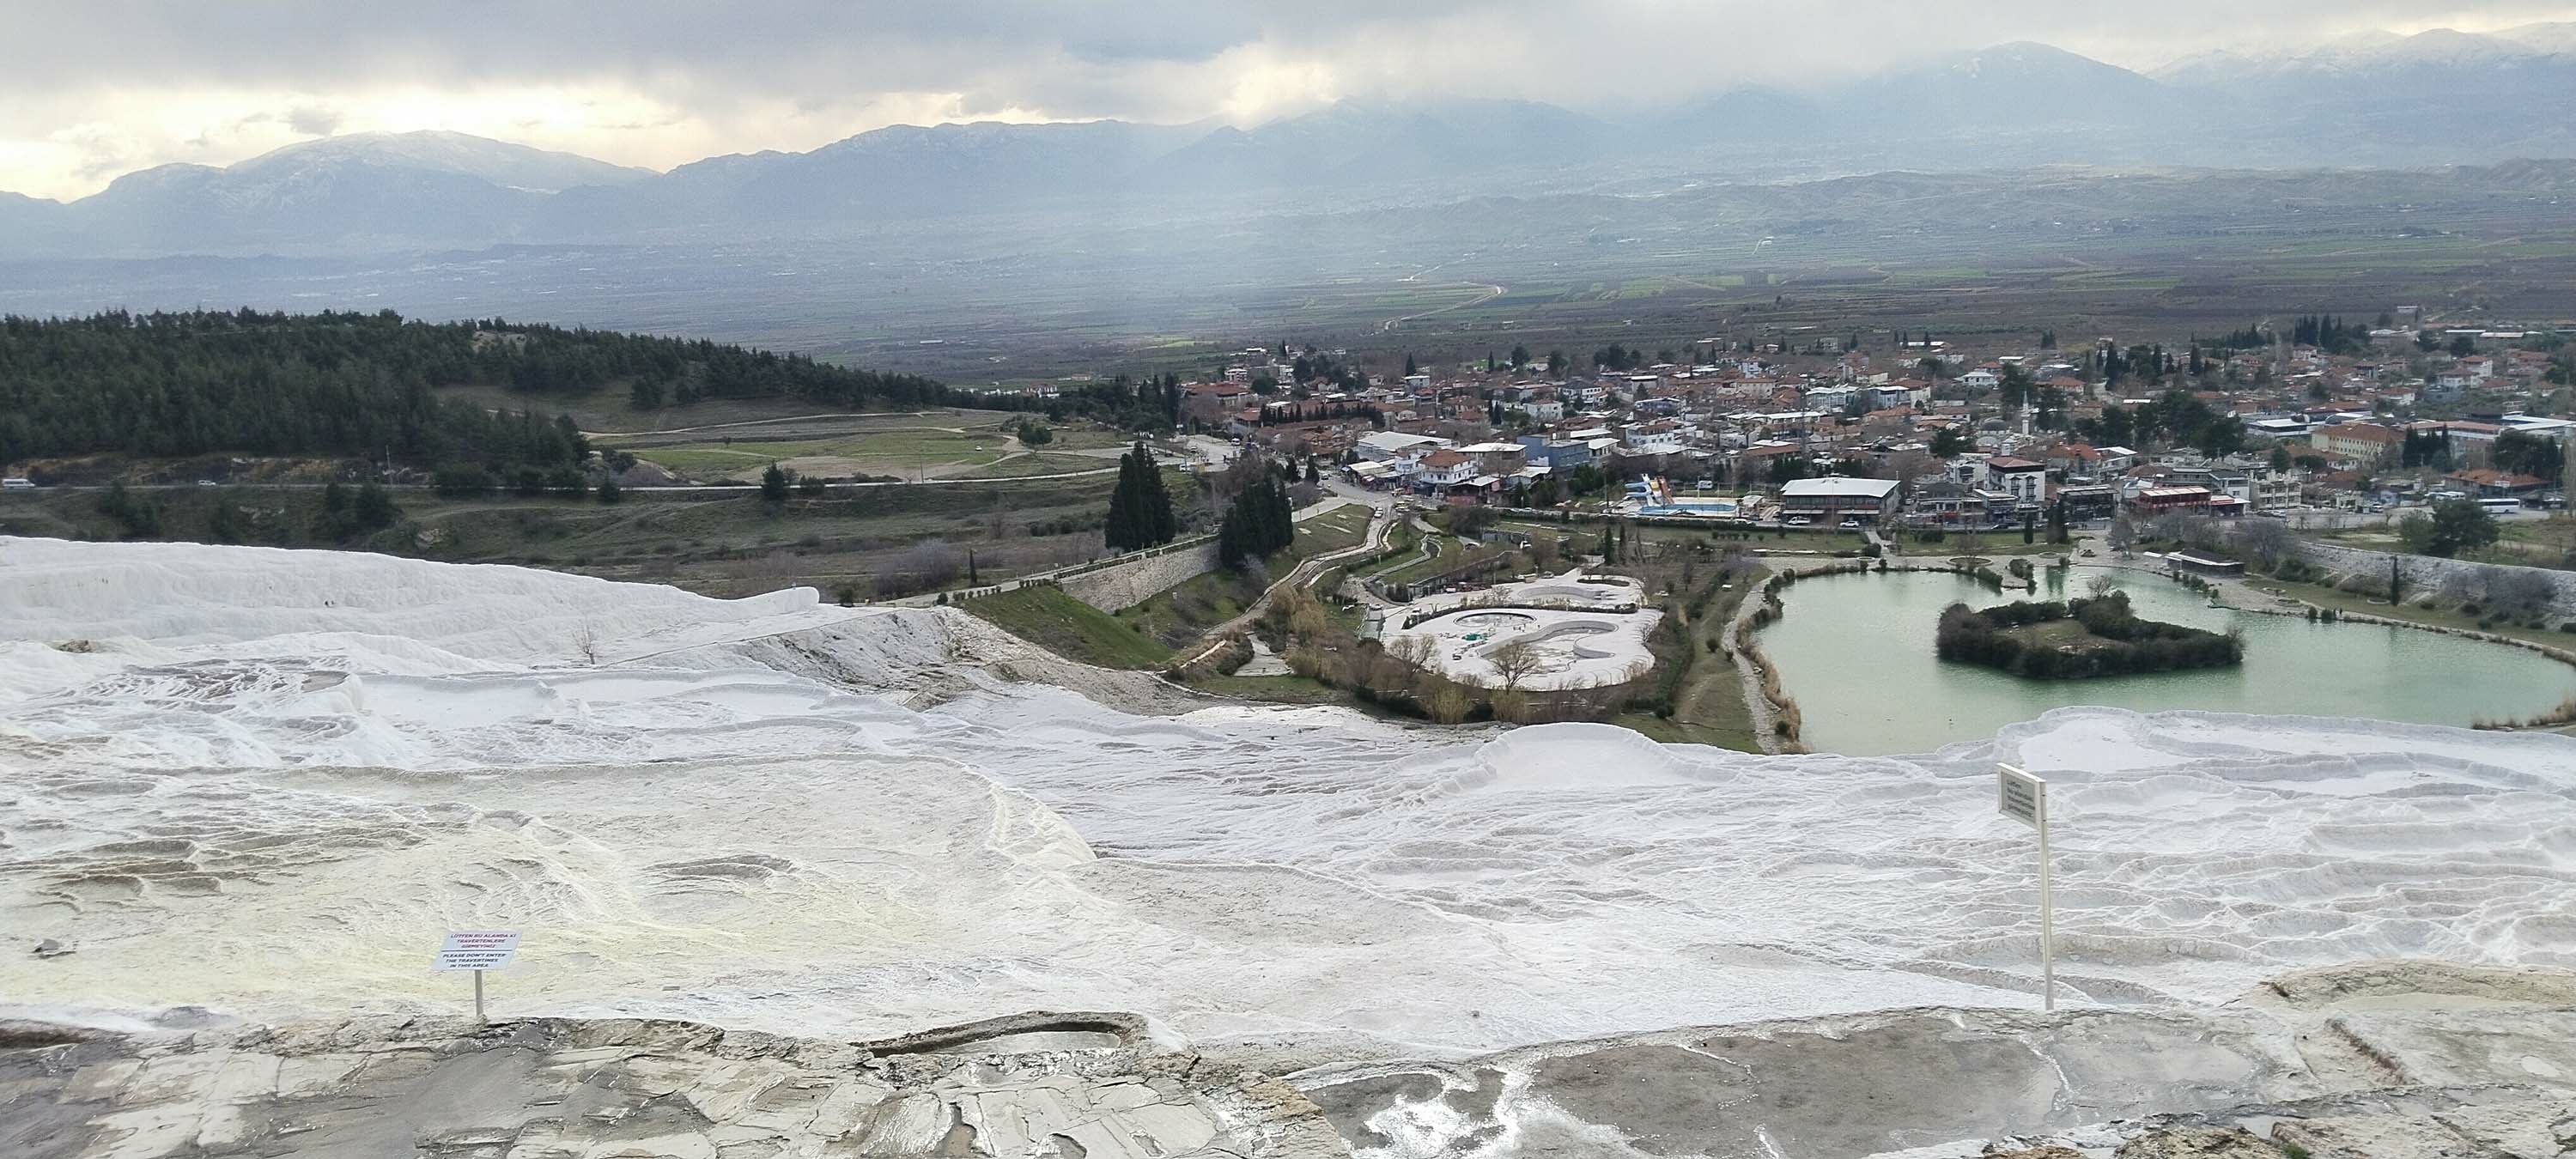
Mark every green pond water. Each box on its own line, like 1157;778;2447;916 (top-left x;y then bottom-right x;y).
1759;566;2576;756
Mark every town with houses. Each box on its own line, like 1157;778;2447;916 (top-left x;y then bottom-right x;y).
1084;318;2576;531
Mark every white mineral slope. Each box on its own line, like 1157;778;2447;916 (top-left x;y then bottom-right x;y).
3;537;2573;1061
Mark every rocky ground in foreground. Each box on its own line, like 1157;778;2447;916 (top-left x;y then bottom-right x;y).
5;962;2573;1158
0;1010;1347;1159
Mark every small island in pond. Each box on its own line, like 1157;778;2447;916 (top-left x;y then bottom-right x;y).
1936;592;2245;679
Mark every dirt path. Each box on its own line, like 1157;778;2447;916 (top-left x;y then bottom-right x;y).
1176;501;1394;669
1379;282;1504;333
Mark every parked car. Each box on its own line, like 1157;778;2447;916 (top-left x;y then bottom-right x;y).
1783;516;1812;526
1838;519;1862;530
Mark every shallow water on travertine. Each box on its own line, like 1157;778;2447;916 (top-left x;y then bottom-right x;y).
4;538;2574;1059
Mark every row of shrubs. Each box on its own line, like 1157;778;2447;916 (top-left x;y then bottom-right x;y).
1935;592;2245;679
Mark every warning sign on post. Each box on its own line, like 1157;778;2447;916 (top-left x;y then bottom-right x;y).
1997;764;2047;828
432;931;521;971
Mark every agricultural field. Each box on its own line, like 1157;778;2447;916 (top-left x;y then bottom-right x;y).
598;420;1100;482
428;380;1141;483
0;473;1139;601
428;381;975;434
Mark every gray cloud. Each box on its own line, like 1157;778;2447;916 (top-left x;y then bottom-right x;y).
4;0;2574;197
13;1;2568;106
286;105;343;137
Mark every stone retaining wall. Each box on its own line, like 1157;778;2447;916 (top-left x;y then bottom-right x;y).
1060;541;1223;611
2290;539;2576;618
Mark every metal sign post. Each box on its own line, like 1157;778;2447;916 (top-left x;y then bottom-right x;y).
432;931;521;1022
1996;764;2054;1012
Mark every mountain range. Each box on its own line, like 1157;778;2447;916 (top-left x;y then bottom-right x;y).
9;27;2576;259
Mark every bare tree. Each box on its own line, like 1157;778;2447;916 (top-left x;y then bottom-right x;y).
2486;567;2557;619
2233;518;2294;571
1214;450;1271;505
1424;680;1473;725
2084;573;2121;600
1487;638;1545;691
881;537;964;596
1362;648;1413;695
2441;567;2485;605
1883;449;1935;505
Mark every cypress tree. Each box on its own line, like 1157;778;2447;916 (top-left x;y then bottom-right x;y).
1139;445;1176;544
1107;452;1130;550
1105;448;1142;551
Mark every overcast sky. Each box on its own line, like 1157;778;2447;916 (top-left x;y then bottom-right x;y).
5;1;2573;200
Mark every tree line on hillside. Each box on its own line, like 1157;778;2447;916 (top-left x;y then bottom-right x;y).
0;310;951;471
999;373;1183;433
488;323;942;410
0;311;596;474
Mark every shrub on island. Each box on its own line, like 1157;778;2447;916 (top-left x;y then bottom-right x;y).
1935;592;2244;678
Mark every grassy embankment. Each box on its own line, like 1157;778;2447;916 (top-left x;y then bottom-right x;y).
2239;570;2576;653
1610;563;1770;752
959;586;1176;670
960;502;1374;672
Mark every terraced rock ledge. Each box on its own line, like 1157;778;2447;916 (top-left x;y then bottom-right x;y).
0;1012;1347;1159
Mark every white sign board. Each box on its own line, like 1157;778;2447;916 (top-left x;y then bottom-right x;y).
1997;764;2047;828
432;930;520;972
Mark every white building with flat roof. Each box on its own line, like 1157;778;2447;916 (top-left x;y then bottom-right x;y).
1356;431;1449;463
1777;476;1901;523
